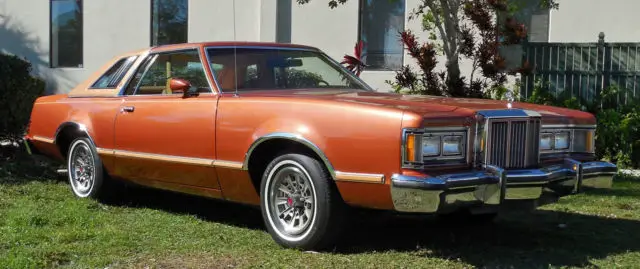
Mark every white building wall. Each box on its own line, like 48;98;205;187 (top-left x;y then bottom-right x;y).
189;0;260;42
550;0;640;42
2;0;639;94
0;0;150;93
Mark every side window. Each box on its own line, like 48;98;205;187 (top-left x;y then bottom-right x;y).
91;56;138;89
124;49;211;95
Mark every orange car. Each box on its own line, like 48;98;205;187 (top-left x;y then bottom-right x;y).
25;42;617;250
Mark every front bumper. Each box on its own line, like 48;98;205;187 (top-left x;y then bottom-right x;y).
390;159;617;213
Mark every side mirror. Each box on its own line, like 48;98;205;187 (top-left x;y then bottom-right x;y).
169;78;198;98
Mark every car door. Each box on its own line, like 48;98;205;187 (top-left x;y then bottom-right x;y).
113;48;221;189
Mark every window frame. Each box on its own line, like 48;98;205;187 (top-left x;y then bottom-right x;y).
89;56;139;89
204;46;374;93
49;0;84;68
150;0;189;46
357;0;406;71
121;48;214;96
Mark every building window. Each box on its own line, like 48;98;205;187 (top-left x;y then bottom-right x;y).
151;0;188;46
358;0;405;71
50;0;83;68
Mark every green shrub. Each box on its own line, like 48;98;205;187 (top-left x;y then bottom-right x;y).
0;53;46;142
526;79;640;168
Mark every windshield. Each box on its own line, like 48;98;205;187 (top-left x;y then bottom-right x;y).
206;47;371;92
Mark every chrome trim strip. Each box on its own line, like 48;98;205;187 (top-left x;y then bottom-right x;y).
96;148;115;156
335;171;385;184
542;124;597;129
243;132;336;178
205;45;319;51
212;160;244;169
32;135;55;144
197;47;217;95
203;46;223;94
114;150;214;166
110;149;244;169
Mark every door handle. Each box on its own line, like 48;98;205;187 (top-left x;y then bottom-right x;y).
121;106;135;113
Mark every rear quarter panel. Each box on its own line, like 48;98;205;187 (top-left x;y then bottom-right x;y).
27;95;122;170
216;94;405;209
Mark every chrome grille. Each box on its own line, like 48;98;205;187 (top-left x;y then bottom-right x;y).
486;118;540;169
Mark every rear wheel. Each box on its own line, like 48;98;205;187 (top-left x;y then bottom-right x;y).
67;137;106;198
260;153;345;250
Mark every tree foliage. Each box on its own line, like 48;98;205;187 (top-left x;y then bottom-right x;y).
527;81;640;168
0;54;45;142
299;0;559;98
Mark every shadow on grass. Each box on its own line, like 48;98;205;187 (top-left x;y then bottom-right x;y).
340;210;640;268
0;153;60;184
97;180;640;268
4;154;638;268
99;183;265;230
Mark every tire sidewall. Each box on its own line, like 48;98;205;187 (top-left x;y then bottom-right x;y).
67;137;104;198
260;153;332;249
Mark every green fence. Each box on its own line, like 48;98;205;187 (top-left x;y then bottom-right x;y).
520;33;640;104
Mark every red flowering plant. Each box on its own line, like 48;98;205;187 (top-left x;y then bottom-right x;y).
387;0;557;99
299;0;558;99
341;40;367;77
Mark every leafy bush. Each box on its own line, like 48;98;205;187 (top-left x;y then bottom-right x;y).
526;80;640;168
0;53;45;142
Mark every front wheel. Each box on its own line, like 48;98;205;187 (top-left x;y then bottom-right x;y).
67;137;106;198
260;153;345;250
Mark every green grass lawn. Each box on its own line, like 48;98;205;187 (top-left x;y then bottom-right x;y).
1;157;640;268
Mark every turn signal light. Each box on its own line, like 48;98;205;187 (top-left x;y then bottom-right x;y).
406;134;416;162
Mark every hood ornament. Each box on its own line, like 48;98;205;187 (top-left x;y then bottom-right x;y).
505;88;515;109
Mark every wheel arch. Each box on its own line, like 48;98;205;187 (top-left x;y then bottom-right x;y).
243;133;337;194
54;121;94;158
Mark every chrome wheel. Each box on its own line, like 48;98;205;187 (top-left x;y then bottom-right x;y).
265;160;317;241
68;140;96;197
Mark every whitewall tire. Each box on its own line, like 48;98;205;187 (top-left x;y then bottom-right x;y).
67;137;105;198
260;153;345;250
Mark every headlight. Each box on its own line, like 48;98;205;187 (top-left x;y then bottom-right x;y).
443;135;464;156
554;132;570;150
403;128;467;167
540;133;553;150
540;128;595;153
422;136;441;156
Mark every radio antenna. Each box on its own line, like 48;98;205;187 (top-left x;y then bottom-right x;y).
233;0;238;97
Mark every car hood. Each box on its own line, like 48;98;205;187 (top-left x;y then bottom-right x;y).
238;89;596;125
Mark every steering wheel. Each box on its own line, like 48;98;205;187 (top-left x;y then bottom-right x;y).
317;80;330;86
